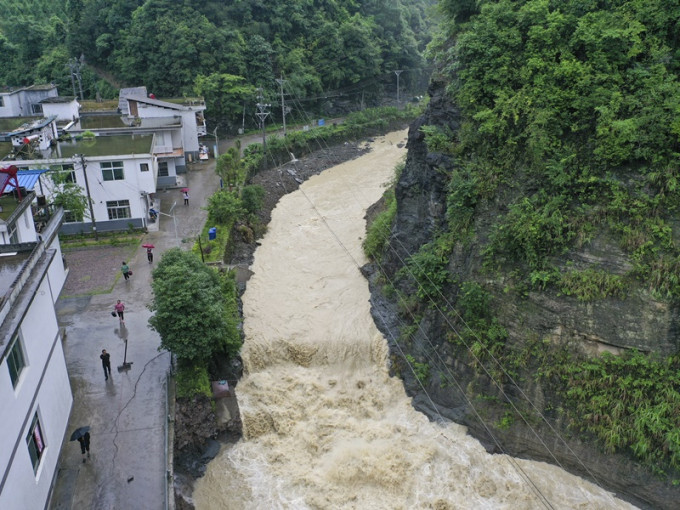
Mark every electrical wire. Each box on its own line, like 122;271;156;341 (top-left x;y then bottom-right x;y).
251;82;621;507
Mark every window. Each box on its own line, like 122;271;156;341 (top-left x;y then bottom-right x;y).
26;413;46;473
7;333;26;388
52;164;76;184
140;163;149;172
158;161;169;177
63;210;84;223
31;104;43;114
0;96;4;107
107;200;130;220
101;161;124;181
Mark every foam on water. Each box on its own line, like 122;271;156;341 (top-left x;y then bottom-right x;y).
194;131;635;509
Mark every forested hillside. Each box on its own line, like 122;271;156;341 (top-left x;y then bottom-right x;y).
0;0;434;129
368;0;680;507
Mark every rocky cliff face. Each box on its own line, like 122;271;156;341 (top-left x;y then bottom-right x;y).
366;77;680;510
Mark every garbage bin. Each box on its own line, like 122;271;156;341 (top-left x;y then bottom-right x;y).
208;227;217;240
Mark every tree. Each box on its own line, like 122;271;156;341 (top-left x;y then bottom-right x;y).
215;143;243;189
47;168;89;222
206;190;244;225
193;74;255;129
149;249;239;362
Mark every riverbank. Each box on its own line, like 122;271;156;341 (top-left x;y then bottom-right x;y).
173;128;410;509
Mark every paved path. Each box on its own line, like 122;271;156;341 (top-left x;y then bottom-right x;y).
49;158;220;510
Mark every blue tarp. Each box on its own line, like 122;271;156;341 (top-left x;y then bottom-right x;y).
2;169;48;192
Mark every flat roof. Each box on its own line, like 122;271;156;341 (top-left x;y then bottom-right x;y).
0;117;42;133
54;134;154;158
41;96;77;104
77;115;180;130
6;116;57;136
0;251;30;299
0;194;20;222
0;141;12;159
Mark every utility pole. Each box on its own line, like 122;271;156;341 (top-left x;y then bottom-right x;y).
276;77;287;136
77;154;98;240
68;57;85;100
394;70;403;107
255;89;271;155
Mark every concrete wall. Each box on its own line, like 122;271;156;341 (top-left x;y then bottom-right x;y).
0;274;72;510
0;93;22;117
42;102;79;122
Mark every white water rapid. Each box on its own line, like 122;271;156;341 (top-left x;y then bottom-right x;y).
194;130;635;509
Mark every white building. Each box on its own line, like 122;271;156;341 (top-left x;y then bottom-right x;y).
3;134;157;234
0;85;59;118
0;183;70;510
66;87;208;188
40;97;80;123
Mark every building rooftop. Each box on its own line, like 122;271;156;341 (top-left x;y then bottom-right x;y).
0;84;57;94
53;134;154;159
0;117;42;133
0;251;30;299
0;142;12;159
41;96;77;104
76;115;181;131
0;193;20;222
3;116;57;137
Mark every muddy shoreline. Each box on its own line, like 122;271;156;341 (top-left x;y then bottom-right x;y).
173;135;398;509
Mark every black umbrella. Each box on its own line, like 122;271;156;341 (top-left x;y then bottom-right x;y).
69;426;90;441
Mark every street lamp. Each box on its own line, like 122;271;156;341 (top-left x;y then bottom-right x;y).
158;201;179;246
212;127;219;158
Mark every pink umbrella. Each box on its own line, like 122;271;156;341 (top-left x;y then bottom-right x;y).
180;187;189;193
142;244;155;249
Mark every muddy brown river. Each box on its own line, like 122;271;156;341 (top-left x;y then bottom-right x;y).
194;130;634;509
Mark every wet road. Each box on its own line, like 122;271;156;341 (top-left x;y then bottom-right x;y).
49;156;221;510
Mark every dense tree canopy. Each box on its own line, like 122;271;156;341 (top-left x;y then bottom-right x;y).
411;0;680;472
0;0;435;126
149;248;240;363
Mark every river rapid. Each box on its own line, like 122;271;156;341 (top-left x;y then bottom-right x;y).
194;130;635;509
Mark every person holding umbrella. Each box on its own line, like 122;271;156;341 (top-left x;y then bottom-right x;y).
181;188;189;205
70;427;91;463
143;244;154;263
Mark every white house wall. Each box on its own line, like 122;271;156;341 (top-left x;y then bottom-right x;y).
0;274;72;510
0;93;22;117
42;102;79;122
16;207;38;244
84;157;156;230
34;154;156;234
45;236;66;300
179;111;200;153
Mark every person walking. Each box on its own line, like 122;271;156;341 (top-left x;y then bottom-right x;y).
183;190;189;205
147;247;153;263
121;261;131;281
115;300;125;323
100;349;112;380
77;432;91;463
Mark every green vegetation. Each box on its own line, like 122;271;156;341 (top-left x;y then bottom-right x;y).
363;160;404;259
555;350;680;471
175;363;212;399
405;354;430;384
0;0;434;129
386;0;680;475
149;248;241;363
47;168;89;223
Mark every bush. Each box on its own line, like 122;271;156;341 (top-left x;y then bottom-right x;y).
175;362;212;398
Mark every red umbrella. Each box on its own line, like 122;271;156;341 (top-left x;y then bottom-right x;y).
180;187;189;193
142;244;155;249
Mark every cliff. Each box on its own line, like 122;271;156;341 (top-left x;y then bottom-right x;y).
366;77;680;510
